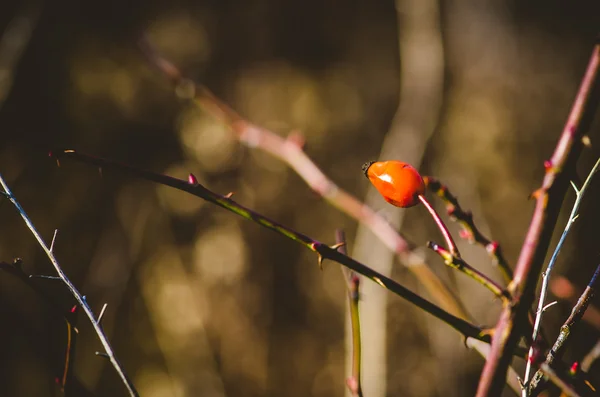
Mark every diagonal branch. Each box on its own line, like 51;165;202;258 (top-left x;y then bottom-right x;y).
476;39;600;397
0;176;139;397
54;149;499;346
427;241;509;302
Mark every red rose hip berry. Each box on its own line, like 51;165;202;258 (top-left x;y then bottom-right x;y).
362;160;425;208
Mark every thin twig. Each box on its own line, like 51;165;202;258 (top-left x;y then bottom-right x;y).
427;241;509;302
54;149;500;346
335;230;363;397
0;175;139;397
418;194;461;257
524;157;600;394
97;303;108;325
476;40;600;397
528;263;600;396
424;177;513;283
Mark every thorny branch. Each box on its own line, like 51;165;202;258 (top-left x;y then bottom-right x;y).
54;149;508;348
0;175;139;397
476;39;600;397
527;264;600;396
427;241;509;302
523;157;600;394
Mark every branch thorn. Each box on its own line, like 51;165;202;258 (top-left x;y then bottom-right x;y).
572;214;580;223
50;229;59;253
528;188;543;200
582;135;592;147
95;351;110;359
29;274;61;280
541;301;558;313
12;257;23;270
286;130;305;149
96;303;108;324
570;180;580;195
188;173;199;185
317;254;324;270
97;303;108;324
330;242;345;251
224;192;234;199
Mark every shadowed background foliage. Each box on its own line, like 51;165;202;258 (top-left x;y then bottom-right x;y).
1;1;600;396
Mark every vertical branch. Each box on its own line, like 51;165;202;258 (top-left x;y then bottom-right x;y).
336;230;364;397
476;40;600;397
523;157;600;393
0;176;139;397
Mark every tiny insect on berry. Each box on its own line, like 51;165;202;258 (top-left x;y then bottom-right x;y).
362;160;425;208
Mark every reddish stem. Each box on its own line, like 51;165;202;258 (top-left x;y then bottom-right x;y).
476;40;600;397
419;194;460;257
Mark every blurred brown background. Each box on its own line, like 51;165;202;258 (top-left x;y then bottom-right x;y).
1;1;600;396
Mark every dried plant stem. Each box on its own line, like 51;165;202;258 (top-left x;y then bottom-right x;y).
476;40;600;397
418;194;460;257
424;177;513;283
523;157;600;395
335;230;363;397
55;150;501;346
527;263;600;396
427;241;509;302
0;175;139;397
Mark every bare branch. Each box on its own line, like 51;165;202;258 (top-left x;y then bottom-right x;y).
0;175;139;397
524;157;600;394
476;39;600;397
54;149;500;346
427;241;509;302
528;263;600;396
